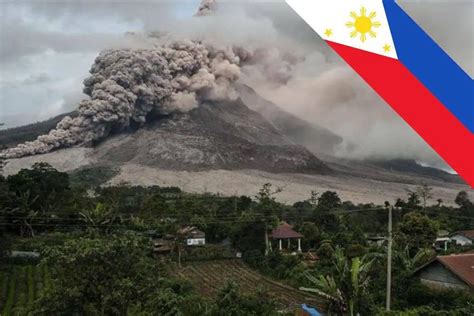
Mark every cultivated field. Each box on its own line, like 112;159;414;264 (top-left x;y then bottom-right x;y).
0;265;51;315
173;259;324;310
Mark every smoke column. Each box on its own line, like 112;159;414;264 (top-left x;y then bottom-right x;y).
1;40;241;159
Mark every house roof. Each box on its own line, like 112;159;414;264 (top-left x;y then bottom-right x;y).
417;254;474;287
271;222;303;239
437;230;450;237
177;226;205;238
450;230;474;240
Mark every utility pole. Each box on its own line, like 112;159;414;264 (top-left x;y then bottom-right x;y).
264;225;269;255
386;205;393;311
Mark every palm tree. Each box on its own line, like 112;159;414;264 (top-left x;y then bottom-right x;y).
300;274;346;315
80;202;122;233
11;190;39;237
300;247;375;316
395;246;433;274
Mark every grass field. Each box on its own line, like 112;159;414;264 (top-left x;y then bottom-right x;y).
0;265;51;316
173;259;324;310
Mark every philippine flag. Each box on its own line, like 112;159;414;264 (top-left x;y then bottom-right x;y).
286;0;474;187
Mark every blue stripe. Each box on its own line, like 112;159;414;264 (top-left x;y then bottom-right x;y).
383;0;474;133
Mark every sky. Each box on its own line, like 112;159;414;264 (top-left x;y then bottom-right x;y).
0;0;472;169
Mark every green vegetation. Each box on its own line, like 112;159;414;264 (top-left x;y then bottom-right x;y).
69;166;119;189
173;259;322;309
1;164;473;315
0;265;51;315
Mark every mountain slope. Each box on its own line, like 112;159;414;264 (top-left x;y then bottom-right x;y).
237;84;342;154
0;112;77;148
92;98;331;174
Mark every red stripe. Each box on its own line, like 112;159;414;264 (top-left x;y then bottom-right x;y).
327;41;474;187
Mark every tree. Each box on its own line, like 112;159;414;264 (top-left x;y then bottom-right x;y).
31;233;188;315
395;247;434;275
312;191;342;232
298;221;321;250
455;191;473;209
0;144;7;174
406;191;421;209
395;212;438;254
255;183;281;254
7;163;72;215
317;191;342;212
301;247;375;316
416;184;433;210
10;190;39;237
79;202;123;233
212;281;276;316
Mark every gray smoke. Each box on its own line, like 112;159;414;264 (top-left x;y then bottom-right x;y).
1;40;241;158
195;0;217;17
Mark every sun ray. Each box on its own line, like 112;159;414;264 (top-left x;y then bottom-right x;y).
346;6;381;42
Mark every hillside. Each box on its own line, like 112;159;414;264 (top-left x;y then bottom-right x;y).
0;112;77;148
90;98;330;174
172;259;324;310
237;84;343;154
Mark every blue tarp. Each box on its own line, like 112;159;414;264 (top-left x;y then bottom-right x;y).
301;304;322;316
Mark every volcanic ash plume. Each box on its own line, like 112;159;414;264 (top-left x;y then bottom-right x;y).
1;40;241;159
195;0;217;16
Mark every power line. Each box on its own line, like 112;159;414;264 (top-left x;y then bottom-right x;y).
0;207;474;223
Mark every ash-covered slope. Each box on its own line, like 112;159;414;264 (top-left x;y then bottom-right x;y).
92;98;331;174
237;84;342;154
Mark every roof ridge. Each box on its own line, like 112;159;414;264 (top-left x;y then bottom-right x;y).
438;253;474;257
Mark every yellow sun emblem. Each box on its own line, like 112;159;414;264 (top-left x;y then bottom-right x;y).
346;7;381;42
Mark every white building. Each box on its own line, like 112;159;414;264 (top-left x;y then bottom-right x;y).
450;231;474;246
178;226;206;246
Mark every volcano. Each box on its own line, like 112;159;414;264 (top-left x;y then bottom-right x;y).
90;97;331;174
1;81;469;206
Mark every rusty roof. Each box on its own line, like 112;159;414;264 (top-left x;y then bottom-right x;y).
271;222;303;239
436;254;474;287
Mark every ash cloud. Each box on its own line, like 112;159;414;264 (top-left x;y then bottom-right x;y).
195;0;217;17
2;40;241;158
1;0;472;170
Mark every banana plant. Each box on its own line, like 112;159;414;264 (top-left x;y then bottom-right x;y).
301;246;375;316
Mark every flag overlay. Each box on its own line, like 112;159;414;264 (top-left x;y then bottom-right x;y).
286;0;474;187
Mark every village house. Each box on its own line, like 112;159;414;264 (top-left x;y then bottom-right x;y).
433;230;451;251
177;226;206;246
270;222;303;252
366;235;386;247
414;253;474;293
450;230;474;246
433;237;451;251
